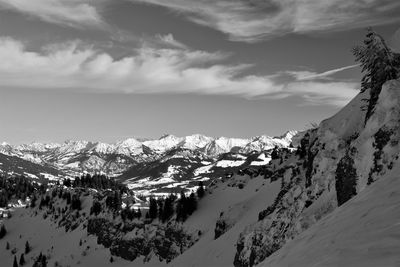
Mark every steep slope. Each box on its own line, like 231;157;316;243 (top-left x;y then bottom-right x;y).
0;193;136;267
170;176;281;267
260;158;400;267
233;79;400;267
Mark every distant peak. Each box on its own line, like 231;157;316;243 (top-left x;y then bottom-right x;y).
274;130;298;140
159;134;177;139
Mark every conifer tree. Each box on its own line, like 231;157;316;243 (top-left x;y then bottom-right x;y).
196;181;205;198
353;28;400;122
19;254;25;266
271;146;279;160
90;201;102;216
187;193;197;215
148;197;158;220
135;208;142;219
0;224;7;239
161;194;174;222
24;241;31;254
157;198;164;220
63;178;71;187
176;191;187;221
13;255;18;267
41;255;47;267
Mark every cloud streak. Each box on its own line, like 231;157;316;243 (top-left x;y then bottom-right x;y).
0;36;358;106
285;64;360;81
0;0;104;28
129;0;400;42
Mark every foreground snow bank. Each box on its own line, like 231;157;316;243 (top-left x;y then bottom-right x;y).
260;159;400;267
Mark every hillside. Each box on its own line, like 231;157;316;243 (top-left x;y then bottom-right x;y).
0;153;63;180
260;157;400;267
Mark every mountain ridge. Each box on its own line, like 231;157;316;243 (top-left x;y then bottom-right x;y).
0;131;298;176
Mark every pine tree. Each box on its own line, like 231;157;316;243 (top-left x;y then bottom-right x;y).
148;197;158;220
6;241;10;250
270;146;279;160
13;255;18;267
110;256;114;263
19;254;25;266
24;241;30;254
296;133;309;159
71;195;81;210
161;194;174;222
353;28;400;122
113;191;121;210
63;178;71;187
90;201;102;216
0;224;7;239
196;181;205;198
176;191;187;221
135;208;142;219
157;198;164;220
43;255;47;267
187;193;197;215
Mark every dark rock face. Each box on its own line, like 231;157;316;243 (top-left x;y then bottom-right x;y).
87;218;196;263
214;218;228;239
335;152;358;206
87;218;116;248
110;239;145;261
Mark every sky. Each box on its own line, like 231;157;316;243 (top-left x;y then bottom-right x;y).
0;0;400;144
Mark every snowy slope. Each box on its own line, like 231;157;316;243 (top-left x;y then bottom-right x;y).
170;175;281;267
233;79;400;267
260;159;400;267
143;135;184;153
0;196;137;267
178;134;214;150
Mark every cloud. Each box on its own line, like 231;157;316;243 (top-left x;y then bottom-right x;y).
128;0;400;42
283;81;359;106
284;64;360;81
391;28;400;52
0;0;104;27
155;34;187;49
0;36;358;106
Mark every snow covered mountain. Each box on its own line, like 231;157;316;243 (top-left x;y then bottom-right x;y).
0;132;297;177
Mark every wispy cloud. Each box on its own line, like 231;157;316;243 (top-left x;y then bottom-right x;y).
155;34;187;49
0;0;104;28
128;0;400;42
0;36;358;106
391;27;400;52
283;81;359;106
285;64;360;81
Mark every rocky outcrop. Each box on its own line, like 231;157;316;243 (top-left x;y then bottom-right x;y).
233;80;400;267
88;217;197;263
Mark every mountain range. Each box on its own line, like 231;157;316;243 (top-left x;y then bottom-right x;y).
0;131;298;195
